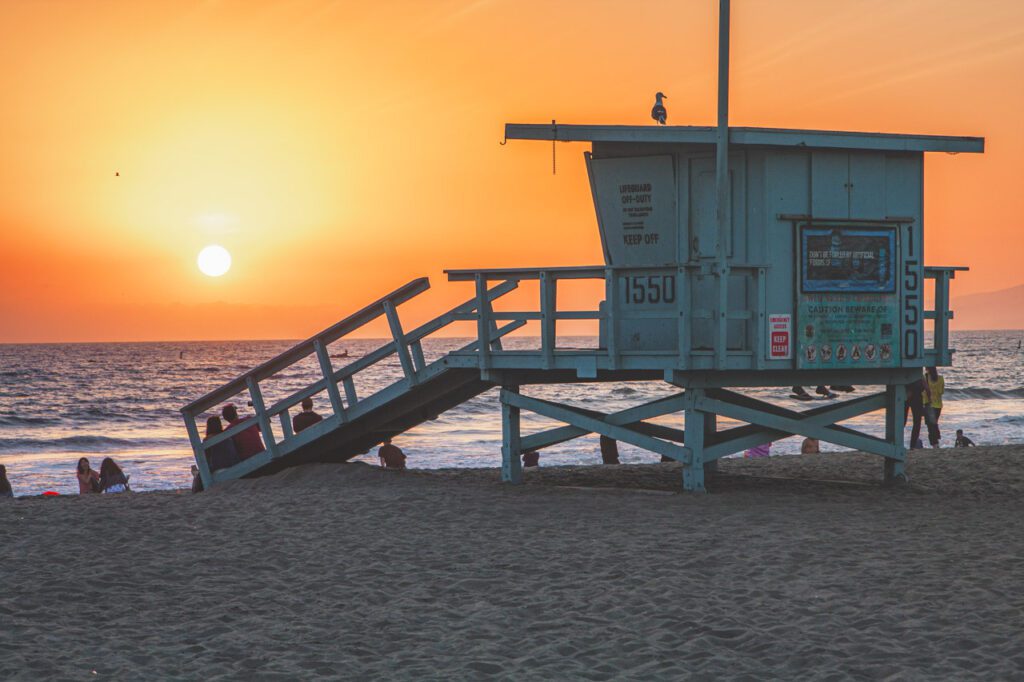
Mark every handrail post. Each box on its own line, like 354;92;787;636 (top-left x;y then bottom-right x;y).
383;300;417;385
605;268;619;369
935;270;951;365
540;270;556;369
410;340;427;372
246;376;279;458
342;377;358;407
314;338;347;421
184;412;214;489
279;410;295;439
475;273;492;371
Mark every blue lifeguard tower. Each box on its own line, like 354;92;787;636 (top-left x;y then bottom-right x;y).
181;2;983;491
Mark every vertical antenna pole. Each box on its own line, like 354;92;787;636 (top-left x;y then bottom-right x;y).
714;0;731;368
552;119;557;175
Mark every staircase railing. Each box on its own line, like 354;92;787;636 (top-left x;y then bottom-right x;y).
181;277;520;488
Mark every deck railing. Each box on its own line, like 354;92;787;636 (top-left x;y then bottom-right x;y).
923;266;967;367
446;264;768;372
181;277;522;488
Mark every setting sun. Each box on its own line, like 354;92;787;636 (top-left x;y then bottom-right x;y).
197;244;231;277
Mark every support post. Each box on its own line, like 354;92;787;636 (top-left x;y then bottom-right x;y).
703;411;719;475
475;274;492;371
540;271;556;370
605;268;619;369
501;386;523;483
714;0;731;370
884;383;908;484
683;389;707;492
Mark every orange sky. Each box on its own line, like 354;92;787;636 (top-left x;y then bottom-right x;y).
1;0;1022;342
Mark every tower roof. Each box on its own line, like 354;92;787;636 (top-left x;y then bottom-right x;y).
504;124;984;153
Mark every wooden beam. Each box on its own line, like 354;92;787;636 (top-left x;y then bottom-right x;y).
314;338;347;421
500;386;523;483
503;392;690;463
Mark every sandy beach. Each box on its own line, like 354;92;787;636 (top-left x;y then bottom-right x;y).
3;446;1023;680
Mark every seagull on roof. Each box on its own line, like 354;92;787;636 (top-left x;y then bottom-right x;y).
651;92;667;125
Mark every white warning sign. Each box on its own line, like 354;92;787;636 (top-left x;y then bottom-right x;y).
768;314;792;360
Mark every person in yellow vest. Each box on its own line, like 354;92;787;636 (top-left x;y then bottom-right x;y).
923;367;945;447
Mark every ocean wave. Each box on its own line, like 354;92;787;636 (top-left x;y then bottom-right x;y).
946;387;1024;400
0;415;59;426
0;435;185;453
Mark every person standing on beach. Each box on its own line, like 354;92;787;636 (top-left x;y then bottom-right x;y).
924;367;945;447
0;464;12;498
292;397;323;433
76;457;101;494
378;438;407;469
599;435;620;464
905;374;926;449
522;450;540;467
98;458;130;493
222;404;265;460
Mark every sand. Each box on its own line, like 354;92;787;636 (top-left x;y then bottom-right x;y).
2;446;1023;680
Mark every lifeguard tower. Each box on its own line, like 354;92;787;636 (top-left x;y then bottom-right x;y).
181;2;983;491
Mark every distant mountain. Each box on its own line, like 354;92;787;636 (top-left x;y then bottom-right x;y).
951;284;1024;330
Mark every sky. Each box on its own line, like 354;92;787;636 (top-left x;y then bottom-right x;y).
1;0;1022;342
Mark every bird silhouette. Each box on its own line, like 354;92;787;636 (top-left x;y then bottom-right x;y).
115;172;120;177
651;92;667;125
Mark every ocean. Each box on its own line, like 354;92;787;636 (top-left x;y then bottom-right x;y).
2;331;1022;496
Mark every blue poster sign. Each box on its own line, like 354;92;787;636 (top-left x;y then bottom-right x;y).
800;226;896;293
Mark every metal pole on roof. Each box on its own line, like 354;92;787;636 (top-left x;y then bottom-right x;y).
715;0;730;241
714;0;730;368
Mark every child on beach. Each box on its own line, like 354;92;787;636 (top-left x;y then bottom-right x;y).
98;458;130;493
0;464;12;498
76;457;101;494
955;429;975;448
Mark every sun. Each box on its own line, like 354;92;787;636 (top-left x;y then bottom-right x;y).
197;244;231;277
